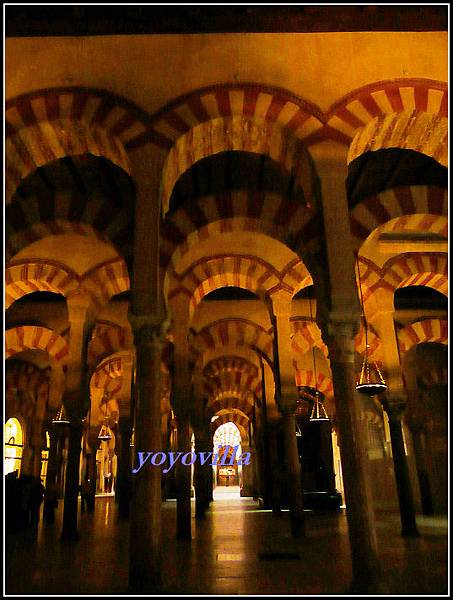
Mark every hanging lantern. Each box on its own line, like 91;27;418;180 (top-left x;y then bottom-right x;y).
356;346;387;395
98;417;113;441
306;295;329;421
355;257;387;396
309;391;330;422
129;427;135;447
52;404;70;425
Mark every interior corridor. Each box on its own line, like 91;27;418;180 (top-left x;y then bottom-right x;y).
6;496;447;595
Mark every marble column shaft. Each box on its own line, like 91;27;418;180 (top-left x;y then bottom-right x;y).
128;317;166;592
327;319;379;587
383;397;419;536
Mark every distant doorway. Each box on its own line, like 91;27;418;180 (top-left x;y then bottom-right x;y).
212;422;242;498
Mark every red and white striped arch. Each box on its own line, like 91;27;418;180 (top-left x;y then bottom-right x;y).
323;78;447;147
6;219;121;267
82;257;130;307
211;412;250;440
171;254;280;308
354;323;382;361
348;110;447;167
161;116;318;217
5;360;50;395
290;318;328;359
204;356;259;381
204;370;262;400
397;319;448;354
294;369;333;397
357;253;448;304
161;191;318;270
5;87;161;202
149;84;323;150
206;394;254;419
5;259;79;309
350;187;447;247
190;318;274;362
5;326;69;362
88;321;133;368
168;252;312;316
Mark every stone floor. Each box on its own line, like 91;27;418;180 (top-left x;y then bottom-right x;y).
5;486;448;595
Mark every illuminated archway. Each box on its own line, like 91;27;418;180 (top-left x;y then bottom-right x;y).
213;422;243;492
4;417;23;476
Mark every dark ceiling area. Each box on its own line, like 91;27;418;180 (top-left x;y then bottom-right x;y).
5;5;448;37
346;149;448;209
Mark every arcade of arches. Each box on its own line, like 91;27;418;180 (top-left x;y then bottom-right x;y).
5;9;448;595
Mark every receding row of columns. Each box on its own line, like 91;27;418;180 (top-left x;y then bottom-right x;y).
26;306;423;594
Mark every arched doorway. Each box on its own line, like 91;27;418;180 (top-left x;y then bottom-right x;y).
213;422;242;499
4;417;23;476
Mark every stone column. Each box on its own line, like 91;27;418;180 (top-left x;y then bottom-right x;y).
240;444;254;498
85;432;99;510
408;421;434;515
128;315;167;592
43;424;63;522
268;430;282;513
61;292;93;542
61;417;83;541
373;311;419;536
281;408;305;536
175;411;192;538
270;291;305;537
194;426;210;518
170;294;193;539
382;394;419;536
326;317;379;589
117;416;133;519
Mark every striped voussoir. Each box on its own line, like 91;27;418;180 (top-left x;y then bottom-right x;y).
5;87;159;203
211;412;250;437
160;191;319;270
290;318;328;358
168;253;312;313
203;370;262;400
348;110;448;167
5;360;50;395
324;78;447;148
206;394;254;419
5;260;79;309
357;252;448;305
397;319;448;354
189;318;274;362
203;356;259;381
87;321;133;367
350;186;447;246
6;192;133;262
5;256;131;310
5;325;69;362
354;324;382;361
294;369;333;397
160;116;319;217
81;257;130;307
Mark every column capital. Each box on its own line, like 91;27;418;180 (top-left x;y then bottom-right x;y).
269;289;292;316
129;313;170;350
323;313;360;364
381;391;407;422
66;290;95;322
